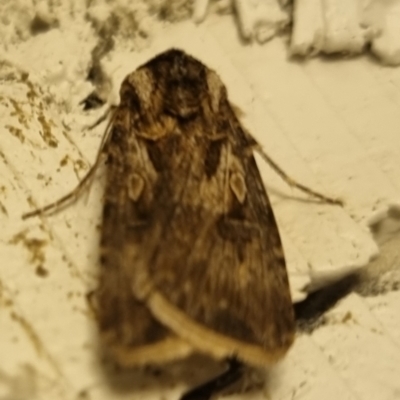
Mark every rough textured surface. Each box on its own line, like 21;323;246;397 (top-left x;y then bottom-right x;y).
0;2;400;400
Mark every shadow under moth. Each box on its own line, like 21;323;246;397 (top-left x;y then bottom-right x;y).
23;49;340;399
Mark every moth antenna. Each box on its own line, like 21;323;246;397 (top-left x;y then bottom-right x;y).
180;358;244;400
21;108;117;220
255;147;343;206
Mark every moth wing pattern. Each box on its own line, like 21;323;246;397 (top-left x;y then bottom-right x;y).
99;49;295;367
94;250;193;366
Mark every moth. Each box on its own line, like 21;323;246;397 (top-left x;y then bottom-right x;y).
23;49;340;399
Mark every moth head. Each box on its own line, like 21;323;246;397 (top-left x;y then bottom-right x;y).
150;49;207;119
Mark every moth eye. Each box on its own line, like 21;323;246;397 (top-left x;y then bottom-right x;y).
229;172;247;203
128;173;145;201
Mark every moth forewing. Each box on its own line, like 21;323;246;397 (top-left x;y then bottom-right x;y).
93;257;194;366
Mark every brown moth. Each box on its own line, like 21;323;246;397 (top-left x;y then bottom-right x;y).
23;49;340;399
98;49;295;367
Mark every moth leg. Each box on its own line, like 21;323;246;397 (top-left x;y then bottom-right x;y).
86;105;117;130
180;358;244;400
22;110;117;220
256;147;343;206
22;163;101;219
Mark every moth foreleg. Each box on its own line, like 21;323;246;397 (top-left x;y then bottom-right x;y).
21;107;119;220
